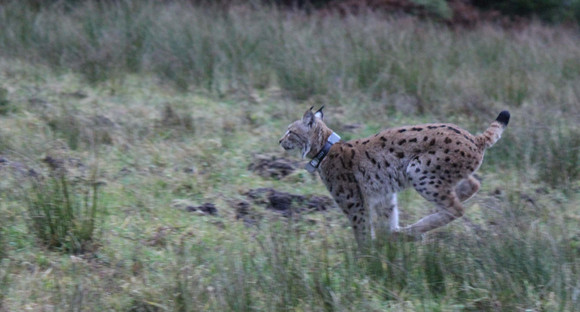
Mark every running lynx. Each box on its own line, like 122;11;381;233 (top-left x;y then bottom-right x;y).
279;107;510;245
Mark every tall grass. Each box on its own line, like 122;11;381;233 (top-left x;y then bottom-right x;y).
0;1;578;107
5;214;577;310
138;197;580;311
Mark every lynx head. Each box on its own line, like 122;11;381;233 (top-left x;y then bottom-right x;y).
279;106;326;159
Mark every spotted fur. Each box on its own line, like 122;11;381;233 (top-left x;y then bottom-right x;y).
280;108;510;245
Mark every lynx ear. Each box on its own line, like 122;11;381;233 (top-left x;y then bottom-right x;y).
302;106;315;127
314;105;324;120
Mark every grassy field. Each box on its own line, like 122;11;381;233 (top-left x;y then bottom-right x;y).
0;1;579;311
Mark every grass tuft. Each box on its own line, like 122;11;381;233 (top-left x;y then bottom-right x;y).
24;163;104;254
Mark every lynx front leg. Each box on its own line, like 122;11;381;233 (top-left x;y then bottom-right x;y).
368;193;400;240
336;199;372;247
348;211;372;248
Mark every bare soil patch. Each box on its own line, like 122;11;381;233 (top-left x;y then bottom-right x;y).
244;187;336;217
248;154;298;179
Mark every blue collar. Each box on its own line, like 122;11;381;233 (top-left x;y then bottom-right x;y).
305;132;341;173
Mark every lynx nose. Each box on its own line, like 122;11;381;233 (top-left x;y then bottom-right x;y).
279;134;288;145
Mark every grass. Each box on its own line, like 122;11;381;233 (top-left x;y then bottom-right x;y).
0;0;579;311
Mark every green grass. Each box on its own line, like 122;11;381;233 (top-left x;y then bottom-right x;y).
0;1;579;311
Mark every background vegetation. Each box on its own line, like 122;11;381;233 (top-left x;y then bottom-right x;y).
0;0;578;311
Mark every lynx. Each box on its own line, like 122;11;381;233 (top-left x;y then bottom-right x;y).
279;107;510;245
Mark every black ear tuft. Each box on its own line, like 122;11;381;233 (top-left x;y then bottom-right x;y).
314;105;325;120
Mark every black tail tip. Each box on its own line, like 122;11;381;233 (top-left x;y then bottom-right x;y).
496;110;510;126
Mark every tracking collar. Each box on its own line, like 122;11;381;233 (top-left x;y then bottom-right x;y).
305;132;341;173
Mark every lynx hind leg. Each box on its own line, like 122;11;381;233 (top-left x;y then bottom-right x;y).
455;175;480;202
402;188;465;238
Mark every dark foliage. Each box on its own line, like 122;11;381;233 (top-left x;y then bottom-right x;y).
472;0;580;23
